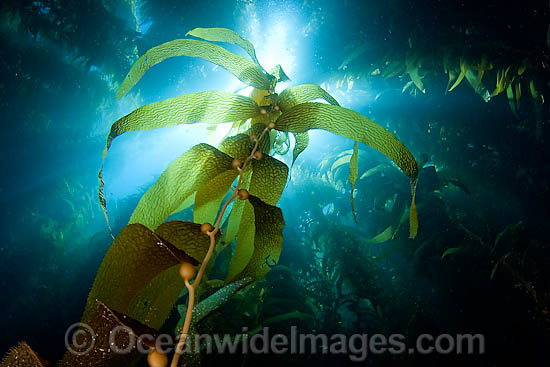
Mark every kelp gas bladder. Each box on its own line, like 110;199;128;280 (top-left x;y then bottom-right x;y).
0;28;419;367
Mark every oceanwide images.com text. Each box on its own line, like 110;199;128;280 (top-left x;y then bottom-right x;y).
66;323;485;362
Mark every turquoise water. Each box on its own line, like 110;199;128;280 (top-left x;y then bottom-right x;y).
1;1;549;366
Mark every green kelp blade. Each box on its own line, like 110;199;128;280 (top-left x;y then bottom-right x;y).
275;103;417;181
99;91;260;228
440;247;463;260
349;141;359;222
226;200;255;281
175;277;253;335
228;195;285;283
187;27;265;72
117;38;272;98
278;84;339;112
226;154;288;280
275;102;419;238
291;132;309;167
366;225;394;244
448;61;468;92
330;154;352;172
506;83;519;118
249;154;289;206
82;223;198;323
194;169;239;225
406;64;425;93
105;91;260;153
129;144;234;230
224;169;252;245
269;64;290;82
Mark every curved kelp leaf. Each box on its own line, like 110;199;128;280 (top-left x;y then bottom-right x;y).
82;223;199;323
349;141;359;222
155;220;214;262
1;342;47;367
105;91;260;153
127;221;216;328
448;60;468;92
291;132;309;167
129;144;234;230
186;27;265;72
175;277;253;334
249;154;289;205
117;38;272;98
366;225;394;244
226;155;288;280
99;92;259;227
406;59;425;93
60;301;159;367
330;154;352;172
275;102;418;238
276;103;417;180
278;84;339;112
224;169;252;246
269;64;290;83
228;195;285;282
194;169;239;224
218;132;255;163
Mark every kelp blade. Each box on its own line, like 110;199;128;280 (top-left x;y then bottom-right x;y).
82;223;198;323
126;220;216;328
129;144;234;230
275;102;418;237
275;103;417;180
228;195;285;282
186;27;265;71
117;38;272;98
105;91;260;152
1;342;47;367
99;92;259;229
291;132;309;167
60;301;159;367
278;84;339;112
226;154;288;280
194;169;239;225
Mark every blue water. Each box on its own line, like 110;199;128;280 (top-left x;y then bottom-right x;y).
1;0;549;366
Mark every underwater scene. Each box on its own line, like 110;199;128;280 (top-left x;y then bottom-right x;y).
1;0;549;366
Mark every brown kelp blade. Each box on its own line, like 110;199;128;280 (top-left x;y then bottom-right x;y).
124;221;218;328
117;38;272;98
1;342;49;367
60;301;159;367
275;102;418;238
82;223;204;323
155;220;217;263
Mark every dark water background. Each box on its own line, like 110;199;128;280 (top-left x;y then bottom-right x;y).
1;0;549;365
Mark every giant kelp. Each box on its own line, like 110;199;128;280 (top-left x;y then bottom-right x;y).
3;27;419;367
